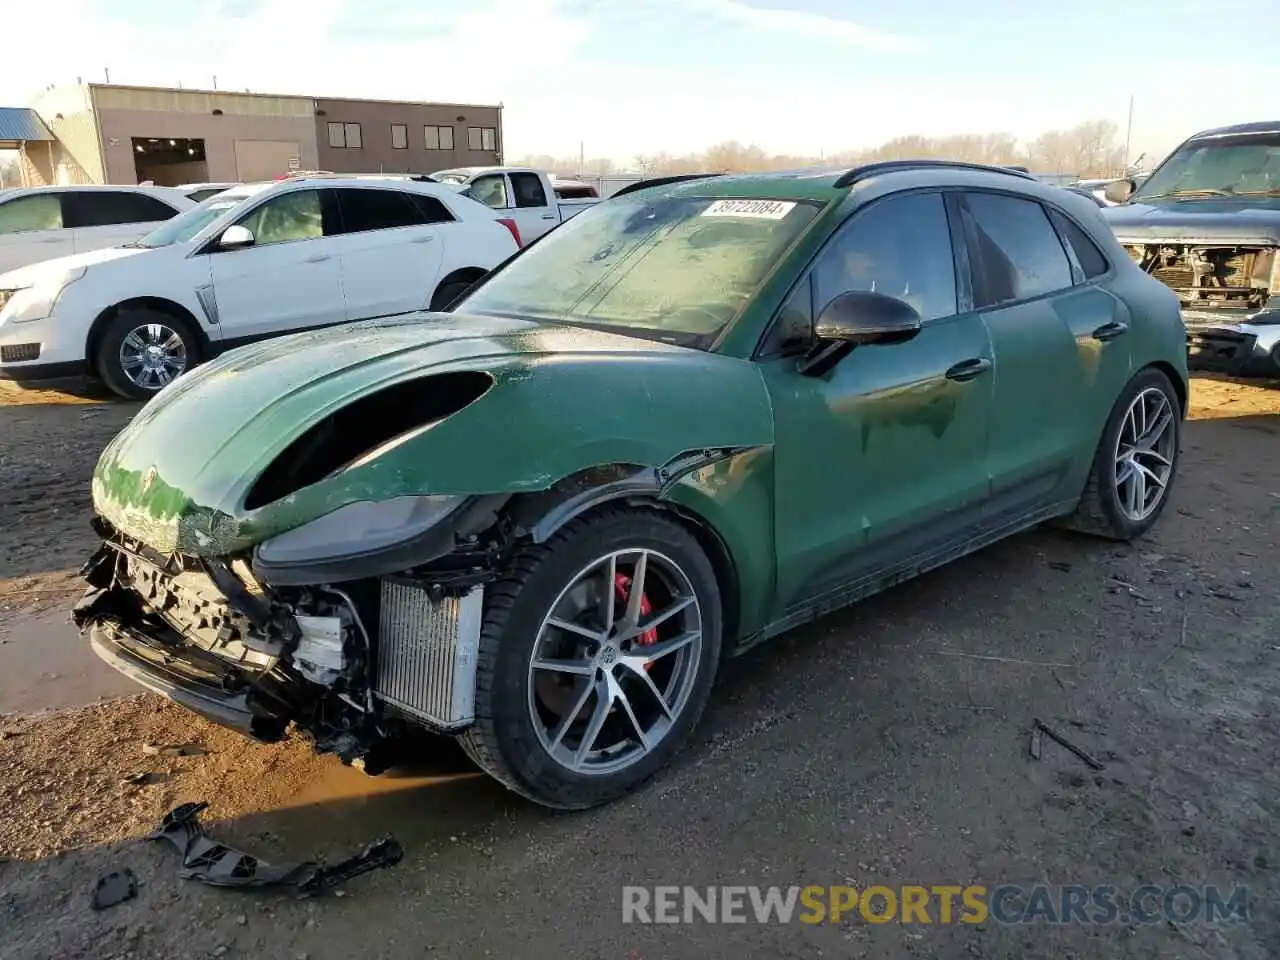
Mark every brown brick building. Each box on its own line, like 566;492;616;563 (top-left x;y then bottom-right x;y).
2;83;502;187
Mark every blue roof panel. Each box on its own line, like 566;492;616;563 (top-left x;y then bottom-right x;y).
0;107;55;142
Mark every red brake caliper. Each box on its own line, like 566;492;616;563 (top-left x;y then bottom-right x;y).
615;573;658;670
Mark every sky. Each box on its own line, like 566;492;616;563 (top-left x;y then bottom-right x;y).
5;0;1280;167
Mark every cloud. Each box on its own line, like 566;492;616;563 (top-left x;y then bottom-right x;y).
693;0;925;52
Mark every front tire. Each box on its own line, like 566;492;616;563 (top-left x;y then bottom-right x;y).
1062;367;1181;540
95;308;200;400
459;507;722;810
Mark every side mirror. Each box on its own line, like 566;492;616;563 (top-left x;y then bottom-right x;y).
1103;179;1135;205
814;290;922;346
797;291;922;377
218;224;255;249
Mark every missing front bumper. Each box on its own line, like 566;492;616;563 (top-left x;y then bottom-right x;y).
87;618;291;740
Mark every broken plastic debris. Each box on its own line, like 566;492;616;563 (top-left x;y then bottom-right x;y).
148;802;402;897
91;869;138;910
141;742;205;757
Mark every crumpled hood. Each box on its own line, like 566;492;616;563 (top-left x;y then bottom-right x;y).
1104;200;1280;244
0;245;150;288
92;312;774;555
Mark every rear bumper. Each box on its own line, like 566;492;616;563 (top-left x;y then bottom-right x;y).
86;616;291;740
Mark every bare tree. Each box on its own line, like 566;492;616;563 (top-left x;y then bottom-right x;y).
516;119;1124;180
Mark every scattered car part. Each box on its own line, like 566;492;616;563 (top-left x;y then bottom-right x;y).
91;869;138;910
148;802;402;896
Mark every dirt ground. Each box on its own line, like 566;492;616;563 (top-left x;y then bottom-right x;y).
0;374;1277;960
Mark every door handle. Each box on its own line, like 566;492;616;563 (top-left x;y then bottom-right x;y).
541;214;556;220
945;357;993;382
40;237;63;243
411;235;435;243
306;253;331;263
1091;320;1129;341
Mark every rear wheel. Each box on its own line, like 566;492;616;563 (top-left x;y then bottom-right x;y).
95;308;200;400
1062;367;1181;540
430;277;480;312
459;507;722;809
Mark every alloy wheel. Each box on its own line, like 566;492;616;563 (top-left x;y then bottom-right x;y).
527;548;703;776
1113;385;1176;522
118;322;188;391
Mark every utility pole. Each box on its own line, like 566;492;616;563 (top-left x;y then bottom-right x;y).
579;140;584;176
1123;94;1134;174
212;75;218;90
104;67;110;83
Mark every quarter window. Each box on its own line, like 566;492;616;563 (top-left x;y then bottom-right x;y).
813;192;958;322
1048;208;1109;280
964;193;1073;306
0;194;62;234
425;125;455;151
63;190;178;228
235;189;324;245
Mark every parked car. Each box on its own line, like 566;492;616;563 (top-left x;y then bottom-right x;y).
74;161;1187;810
177;182;239;203
1103;120;1280;377
0;185;193;274
430;167;600;242
0;176;520;398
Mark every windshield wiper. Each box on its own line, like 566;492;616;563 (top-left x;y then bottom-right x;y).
1137;188;1233;201
1227;188;1280;197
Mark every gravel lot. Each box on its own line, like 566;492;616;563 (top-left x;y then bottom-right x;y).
0;375;1277;960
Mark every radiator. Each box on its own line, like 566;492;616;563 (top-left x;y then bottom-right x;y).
375;580;485;730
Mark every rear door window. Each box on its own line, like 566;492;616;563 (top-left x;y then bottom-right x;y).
962;193;1073;306
1047;208;1110;280
63;190;180;228
334;187;431;233
510;172;548;208
0;194;63;234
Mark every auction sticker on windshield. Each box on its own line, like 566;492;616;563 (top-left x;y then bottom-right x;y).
701;199;797;219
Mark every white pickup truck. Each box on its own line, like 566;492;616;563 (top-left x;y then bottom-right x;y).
430;167;599;243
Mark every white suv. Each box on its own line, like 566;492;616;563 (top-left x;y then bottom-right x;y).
0;185;194;274
0;176;521;399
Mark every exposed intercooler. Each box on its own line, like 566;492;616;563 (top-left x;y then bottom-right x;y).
1125;243;1275;312
374;580;485;730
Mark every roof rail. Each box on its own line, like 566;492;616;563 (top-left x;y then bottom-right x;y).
833;160;1037;189
609;173;725;199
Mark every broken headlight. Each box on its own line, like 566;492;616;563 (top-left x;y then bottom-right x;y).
253;495;466;583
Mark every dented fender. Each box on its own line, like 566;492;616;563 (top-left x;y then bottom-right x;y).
91;311;776;556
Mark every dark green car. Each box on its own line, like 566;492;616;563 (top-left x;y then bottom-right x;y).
74;161;1188;809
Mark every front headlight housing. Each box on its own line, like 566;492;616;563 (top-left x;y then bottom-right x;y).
252;495;466;583
0;266;87;323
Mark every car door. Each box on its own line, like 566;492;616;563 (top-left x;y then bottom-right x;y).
507;172;558;242
331;186;447;320
62;190;181;253
0;193;70;272
958;190;1126;516
206;186;346;343
759;190;996;609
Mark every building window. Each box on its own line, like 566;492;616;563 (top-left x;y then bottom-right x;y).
391;124;408;149
468;126;497;152
425;125;455;151
328;121;363;149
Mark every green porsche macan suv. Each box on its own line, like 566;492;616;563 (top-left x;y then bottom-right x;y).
74;161;1188;809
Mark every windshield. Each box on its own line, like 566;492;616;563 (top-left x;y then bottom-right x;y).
458;194;821;344
1133;132;1280;200
131;194;247;248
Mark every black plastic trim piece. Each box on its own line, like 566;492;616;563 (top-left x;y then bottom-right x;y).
609;173;725;199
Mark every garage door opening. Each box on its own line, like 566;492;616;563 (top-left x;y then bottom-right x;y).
132;137;208;186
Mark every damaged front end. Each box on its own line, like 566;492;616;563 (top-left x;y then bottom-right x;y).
74;499;508;770
1122;242;1280;375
